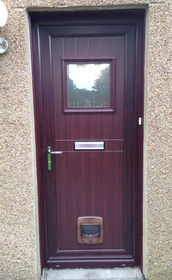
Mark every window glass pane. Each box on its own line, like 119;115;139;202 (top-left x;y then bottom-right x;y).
67;63;111;108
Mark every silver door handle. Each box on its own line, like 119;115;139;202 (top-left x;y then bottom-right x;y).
47;146;62;171
47;146;63;154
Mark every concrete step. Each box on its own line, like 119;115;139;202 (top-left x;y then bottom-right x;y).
41;267;144;280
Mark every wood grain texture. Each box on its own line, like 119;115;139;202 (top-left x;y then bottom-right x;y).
30;10;145;270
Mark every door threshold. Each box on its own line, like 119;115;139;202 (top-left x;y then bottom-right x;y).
41;267;144;280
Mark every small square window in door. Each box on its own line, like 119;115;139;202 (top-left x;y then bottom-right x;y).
62;58;116;113
77;216;103;244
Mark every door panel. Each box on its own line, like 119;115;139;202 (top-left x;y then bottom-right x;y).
30;11;144;269
55;152;123;250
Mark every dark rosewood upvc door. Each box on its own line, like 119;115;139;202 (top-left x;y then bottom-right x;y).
30;11;144;269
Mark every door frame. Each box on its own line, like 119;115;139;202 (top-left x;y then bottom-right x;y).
29;9;145;271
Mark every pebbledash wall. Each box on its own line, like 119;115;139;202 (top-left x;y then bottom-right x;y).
0;0;171;279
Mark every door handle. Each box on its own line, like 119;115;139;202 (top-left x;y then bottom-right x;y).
47;146;62;171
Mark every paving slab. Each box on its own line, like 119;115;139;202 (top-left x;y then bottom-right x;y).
41;267;144;280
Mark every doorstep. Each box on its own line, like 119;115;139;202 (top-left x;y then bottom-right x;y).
41;267;144;280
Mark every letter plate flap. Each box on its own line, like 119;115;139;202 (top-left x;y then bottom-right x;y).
75;142;104;150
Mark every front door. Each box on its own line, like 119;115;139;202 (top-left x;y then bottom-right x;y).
30;10;144;269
